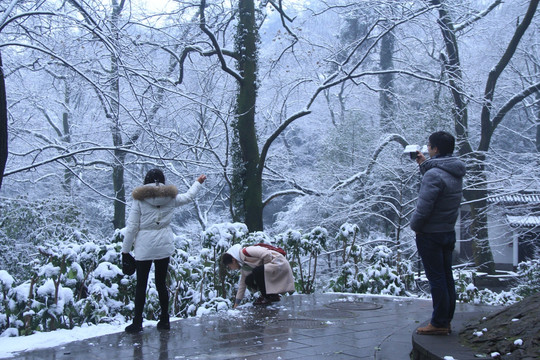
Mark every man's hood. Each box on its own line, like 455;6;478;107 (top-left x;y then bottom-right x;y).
420;156;466;178
132;183;178;206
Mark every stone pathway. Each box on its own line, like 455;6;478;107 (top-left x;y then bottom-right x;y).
7;293;497;360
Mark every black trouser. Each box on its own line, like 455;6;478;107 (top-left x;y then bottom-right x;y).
133;257;170;322
245;265;266;297
416;232;456;328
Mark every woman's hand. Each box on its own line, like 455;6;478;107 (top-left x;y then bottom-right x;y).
197;174;207;184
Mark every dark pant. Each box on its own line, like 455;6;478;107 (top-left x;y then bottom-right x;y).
134;257;170;322
416;231;456;328
245;265;266;297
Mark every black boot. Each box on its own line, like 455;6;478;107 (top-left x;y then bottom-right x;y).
157;315;170;330
125;318;143;333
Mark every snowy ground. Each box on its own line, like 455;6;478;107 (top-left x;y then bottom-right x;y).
0;310;245;359
0;320;135;359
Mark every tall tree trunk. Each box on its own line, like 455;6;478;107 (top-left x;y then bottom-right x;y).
431;0;494;273
62;82;74;191
0;51;7;189
379;27;396;133
434;0;539;273
111;0;126;230
532;93;540;153
232;0;262;231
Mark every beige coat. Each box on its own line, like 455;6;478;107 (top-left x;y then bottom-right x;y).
235;245;295;300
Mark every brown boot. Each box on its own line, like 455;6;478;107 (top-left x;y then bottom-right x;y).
416;323;450;335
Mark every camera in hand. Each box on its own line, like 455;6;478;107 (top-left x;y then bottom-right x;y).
403;145;427;160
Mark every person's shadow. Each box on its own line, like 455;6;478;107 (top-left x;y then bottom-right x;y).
131;332;143;359
158;330;170;360
129;329;169;360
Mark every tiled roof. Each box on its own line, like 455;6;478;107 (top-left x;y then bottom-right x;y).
488;192;540;205
506;215;540;228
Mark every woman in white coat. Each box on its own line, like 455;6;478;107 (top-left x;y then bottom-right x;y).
122;169;206;333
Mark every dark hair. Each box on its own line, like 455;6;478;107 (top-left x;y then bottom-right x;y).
144;168;165;185
429;131;455;156
221;253;234;266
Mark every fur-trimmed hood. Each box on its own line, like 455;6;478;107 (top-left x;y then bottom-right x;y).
132;184;178;202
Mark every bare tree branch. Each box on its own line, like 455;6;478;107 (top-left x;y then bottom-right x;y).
331;134;409;192
454;0;503;32
197;0;243;83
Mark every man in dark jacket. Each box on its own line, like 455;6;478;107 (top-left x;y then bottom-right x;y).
411;131;466;335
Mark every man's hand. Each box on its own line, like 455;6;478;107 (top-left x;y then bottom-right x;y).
415;151;426;165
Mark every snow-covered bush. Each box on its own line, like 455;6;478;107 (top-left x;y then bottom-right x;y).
334;223;363;264
455;270;521;305
201;222;248;251
1;220;537;337
0;237;136;336
0;197;96;282
182;222;246;315
511;259;540;297
275;227;328;294
0;271;14;331
330;227;416;296
332;257;416;296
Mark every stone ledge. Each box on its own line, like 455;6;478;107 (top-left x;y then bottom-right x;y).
411;312;490;360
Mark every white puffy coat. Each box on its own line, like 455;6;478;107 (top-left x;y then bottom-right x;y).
122;181;201;261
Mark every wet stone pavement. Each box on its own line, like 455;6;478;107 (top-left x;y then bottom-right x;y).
9;293;496;360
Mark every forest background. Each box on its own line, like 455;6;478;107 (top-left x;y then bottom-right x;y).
0;0;539;336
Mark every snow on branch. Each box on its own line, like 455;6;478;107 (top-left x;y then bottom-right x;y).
454;0;503;32
3;146;203;177
330;134;409;192
263;189;309;208
491;81;540;131
0;42;114;118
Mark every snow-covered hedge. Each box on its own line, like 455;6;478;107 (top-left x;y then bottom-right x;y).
1;221;537;337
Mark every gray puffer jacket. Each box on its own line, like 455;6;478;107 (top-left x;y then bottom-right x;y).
410;155;466;234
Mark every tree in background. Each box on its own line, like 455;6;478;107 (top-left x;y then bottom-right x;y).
1;0;539;278
0;51;7;190
432;0;539;273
